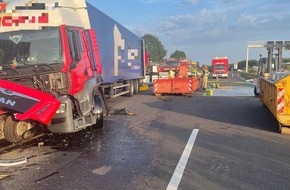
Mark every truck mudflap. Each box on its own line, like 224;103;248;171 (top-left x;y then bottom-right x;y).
0;80;60;125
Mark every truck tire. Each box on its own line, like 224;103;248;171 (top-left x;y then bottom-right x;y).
127;80;134;97
92;95;104;129
133;80;139;94
3;116;32;143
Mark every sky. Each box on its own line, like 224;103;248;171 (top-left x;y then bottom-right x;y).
86;0;290;65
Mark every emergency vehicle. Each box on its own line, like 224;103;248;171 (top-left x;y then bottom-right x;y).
211;57;229;78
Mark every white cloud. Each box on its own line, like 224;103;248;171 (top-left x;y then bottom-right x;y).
199;8;207;16
126;0;290;63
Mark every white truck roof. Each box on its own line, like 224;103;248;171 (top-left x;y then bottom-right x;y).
0;0;91;32
214;57;228;59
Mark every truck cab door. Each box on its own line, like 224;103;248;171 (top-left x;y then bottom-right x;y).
67;28;91;95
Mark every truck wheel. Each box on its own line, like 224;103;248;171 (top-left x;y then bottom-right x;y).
127;80;134;97
133;80;139;94
92;95;104;129
3;116;33;143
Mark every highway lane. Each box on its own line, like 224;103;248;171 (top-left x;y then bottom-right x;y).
1;75;290;190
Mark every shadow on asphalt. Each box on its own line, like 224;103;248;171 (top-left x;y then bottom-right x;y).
143;94;279;133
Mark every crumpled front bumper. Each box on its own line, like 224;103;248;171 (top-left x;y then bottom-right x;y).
0;80;60;125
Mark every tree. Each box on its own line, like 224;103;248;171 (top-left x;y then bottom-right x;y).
142;34;166;64
170;50;186;59
238;59;259;69
283;58;290;63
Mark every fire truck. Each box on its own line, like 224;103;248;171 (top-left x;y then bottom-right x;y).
0;0;145;143
211;57;229;78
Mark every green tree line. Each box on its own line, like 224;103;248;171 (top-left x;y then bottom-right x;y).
142;33;290;68
142;34;187;64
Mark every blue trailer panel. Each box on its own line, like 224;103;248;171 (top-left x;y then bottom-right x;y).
86;3;145;83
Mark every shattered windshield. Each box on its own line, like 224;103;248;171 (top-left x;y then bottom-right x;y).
0;28;61;69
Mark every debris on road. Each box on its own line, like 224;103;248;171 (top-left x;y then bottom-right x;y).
0;157;27;167
0;173;10;180
92;166;112;176
38;142;44;147
112;108;136;116
210;83;220;88
139;83;149;91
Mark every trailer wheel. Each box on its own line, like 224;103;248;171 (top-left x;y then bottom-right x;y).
3;116;33;143
133;80;139;94
92;95;104;129
127;80;134;97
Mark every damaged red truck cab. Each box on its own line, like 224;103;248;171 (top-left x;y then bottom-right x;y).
0;0;145;143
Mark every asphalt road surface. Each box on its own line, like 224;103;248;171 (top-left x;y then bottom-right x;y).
1;75;290;190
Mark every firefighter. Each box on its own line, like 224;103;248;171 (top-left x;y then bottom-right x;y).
191;65;197;77
169;69;176;78
202;66;209;89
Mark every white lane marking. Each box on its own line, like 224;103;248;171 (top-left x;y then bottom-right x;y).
166;129;199;190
